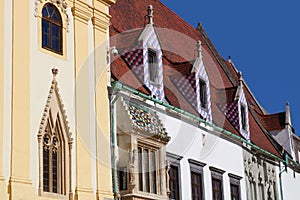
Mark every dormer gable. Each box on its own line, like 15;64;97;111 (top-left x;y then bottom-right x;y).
234;72;250;139
138;5;164;100
192;41;212;122
120;5;164;101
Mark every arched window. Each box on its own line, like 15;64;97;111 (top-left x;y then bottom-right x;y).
42;3;63;54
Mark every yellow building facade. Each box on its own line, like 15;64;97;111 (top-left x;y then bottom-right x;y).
0;0;115;199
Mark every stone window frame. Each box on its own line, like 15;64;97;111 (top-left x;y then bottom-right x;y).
209;166;225;200
228;173;242;200
189;159;206;200
137;144;161;195
167;152;183;200
37;73;73;199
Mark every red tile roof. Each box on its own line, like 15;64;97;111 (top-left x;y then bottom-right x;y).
110;0;284;159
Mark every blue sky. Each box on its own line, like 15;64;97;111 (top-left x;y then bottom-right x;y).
161;0;300;135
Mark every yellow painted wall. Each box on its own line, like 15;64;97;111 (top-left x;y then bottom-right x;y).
72;3;94;198
0;0;4;180
3;0;115;199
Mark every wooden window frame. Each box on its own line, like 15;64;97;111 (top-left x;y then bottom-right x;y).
42;3;63;55
167;152;183;200
228;173;242;200
189;159;206;200
210;166;225;200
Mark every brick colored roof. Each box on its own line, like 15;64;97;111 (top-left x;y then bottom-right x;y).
110;0;283;158
254;109;286;132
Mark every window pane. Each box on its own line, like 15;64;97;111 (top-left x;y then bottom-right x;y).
230;184;239;200
42;7;49;18
52;11;60;22
119;167;127;191
200;80;207;108
212;178;222;200
191;172;202;200
241;105;246;130
52;24;60;38
52;151;58;193
52;37;60;52
47;5;54;18
170;165;179;200
151;151;157;194
144;149;150;193
148;49;158;82
43;149;50;192
138;147;143;191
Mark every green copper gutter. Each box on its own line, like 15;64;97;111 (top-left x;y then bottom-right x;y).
109;91;119;200
111;81;300;199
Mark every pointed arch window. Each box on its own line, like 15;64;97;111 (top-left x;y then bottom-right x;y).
38;70;72;197
42;3;63;54
42;115;65;194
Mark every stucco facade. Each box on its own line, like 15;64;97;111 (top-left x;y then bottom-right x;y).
0;0;115;199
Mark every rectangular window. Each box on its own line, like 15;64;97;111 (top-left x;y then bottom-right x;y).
119;167;128;191
228;173;242;200
210;167;225;200
138;146;159;194
212;178;222;200
241;104;247;130
189;159;206;200
168;152;183;200
148;49;158;83
169;165;179;200
230;184;239;200
191;172;202;200
199;79;207;108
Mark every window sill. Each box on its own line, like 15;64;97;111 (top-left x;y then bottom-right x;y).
39;191;68;199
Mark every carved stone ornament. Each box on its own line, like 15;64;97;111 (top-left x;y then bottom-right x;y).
34;0;70;32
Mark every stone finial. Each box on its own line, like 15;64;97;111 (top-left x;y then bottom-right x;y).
52;68;58;78
238;71;243;87
234;71;244;100
148;5;154;25
286;101;292;126
197;41;202;58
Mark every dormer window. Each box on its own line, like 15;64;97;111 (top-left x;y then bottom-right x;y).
148;49;158;83
241;104;247;130
199;79;207;109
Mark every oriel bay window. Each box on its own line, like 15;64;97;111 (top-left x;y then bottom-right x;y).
138;146;159;194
